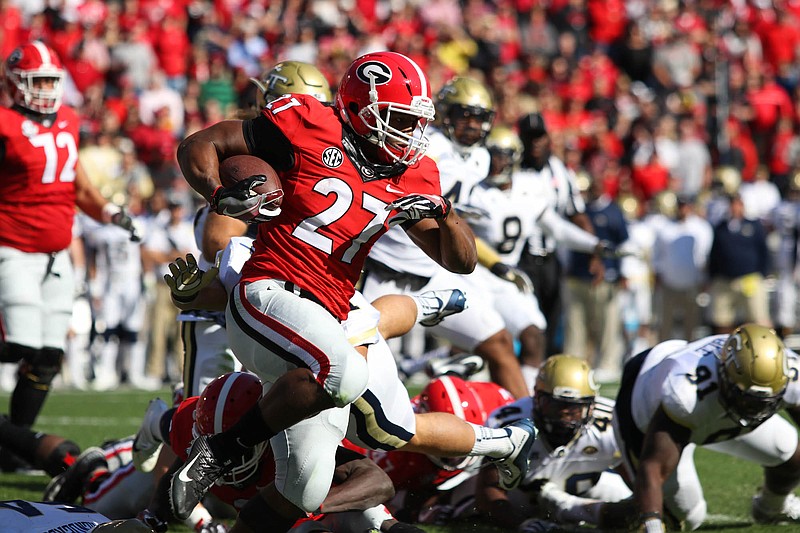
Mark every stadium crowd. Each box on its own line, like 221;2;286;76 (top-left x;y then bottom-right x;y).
5;0;800;531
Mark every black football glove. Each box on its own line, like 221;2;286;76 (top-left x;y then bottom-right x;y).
386;194;451;227
108;205;141;242
210;175;281;223
490;262;534;294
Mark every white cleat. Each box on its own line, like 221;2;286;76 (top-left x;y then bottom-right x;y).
753;491;800;524
416;289;467;327
132;398;168;472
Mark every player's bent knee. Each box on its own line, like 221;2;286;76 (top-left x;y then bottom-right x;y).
324;350;368;408
22;347;64;387
0;342;39;364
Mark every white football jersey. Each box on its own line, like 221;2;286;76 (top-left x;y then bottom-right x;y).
516;156;585;256
488;396;621;495
631;336;800;445
368;128;491;277
85;221;144;284
0;500;109;533
467;180;547;264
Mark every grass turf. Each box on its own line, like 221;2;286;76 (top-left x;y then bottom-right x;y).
0;386;794;532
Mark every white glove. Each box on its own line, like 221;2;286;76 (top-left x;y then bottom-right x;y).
386;194;451;227
210;176;282;223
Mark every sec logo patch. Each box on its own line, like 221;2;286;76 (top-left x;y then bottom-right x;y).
322;147;343;168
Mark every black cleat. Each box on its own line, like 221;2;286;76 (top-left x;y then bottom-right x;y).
43;447;107;503
170;435;231;520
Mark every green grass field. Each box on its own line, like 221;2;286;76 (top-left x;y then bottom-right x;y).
0;386;794;532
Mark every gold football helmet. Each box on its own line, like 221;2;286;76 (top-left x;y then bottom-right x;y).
436;77;495;147
250;61;332;106
617;193;640;222
534;355;599;449
652;190;677;218
718;324;788;427
485;126;523;187
713;166;742;196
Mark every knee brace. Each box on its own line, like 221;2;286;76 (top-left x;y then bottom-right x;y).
20;347;64;389
0;343;39;364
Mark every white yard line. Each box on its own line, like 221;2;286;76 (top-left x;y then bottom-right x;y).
36;415;142;426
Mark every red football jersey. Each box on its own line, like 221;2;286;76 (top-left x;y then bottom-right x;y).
0;106;81;253
240;95;441;320
170;397;277;510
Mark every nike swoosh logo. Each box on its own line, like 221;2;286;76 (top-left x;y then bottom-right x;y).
386;184;404;194
221;205;257;218
177;453;201;483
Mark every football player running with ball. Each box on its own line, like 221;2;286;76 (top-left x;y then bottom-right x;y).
0;41;138;457
169;51;536;531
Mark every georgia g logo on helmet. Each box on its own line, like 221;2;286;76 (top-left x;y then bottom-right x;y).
355;61;393;85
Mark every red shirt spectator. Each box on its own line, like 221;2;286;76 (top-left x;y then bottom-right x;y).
746;74;793;133
155;15;191;78
632;154;670;201
0;1;23;59
587;0;626;46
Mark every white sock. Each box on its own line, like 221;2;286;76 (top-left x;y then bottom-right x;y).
469;423;514;458
410;293;441;324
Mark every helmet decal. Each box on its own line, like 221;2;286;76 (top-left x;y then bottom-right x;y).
356;61;393;85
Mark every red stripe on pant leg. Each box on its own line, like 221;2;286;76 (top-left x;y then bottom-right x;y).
238;283;332;383
83;462;136;504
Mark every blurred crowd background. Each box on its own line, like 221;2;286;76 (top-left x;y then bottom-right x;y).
3;0;800;390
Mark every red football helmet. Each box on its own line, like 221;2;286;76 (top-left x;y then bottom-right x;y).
416;376;514;470
193;372;266;485
335;51;435;166
3;41;65;114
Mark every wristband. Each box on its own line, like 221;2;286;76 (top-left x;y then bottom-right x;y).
209;186;224;211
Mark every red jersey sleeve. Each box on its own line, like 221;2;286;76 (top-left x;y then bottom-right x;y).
169;397;199;460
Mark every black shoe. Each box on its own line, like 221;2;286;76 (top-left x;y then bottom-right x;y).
43;447;107;503
170;435;231;520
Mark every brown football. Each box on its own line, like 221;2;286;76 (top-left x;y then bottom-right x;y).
219;155;283;206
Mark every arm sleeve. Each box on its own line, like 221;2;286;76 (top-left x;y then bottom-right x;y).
242;115;295;171
538;208;599;253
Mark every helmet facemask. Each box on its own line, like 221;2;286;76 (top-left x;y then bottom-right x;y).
533;392;594;449
357;94;434;166
443;104;495;149
10;69;64;114
718;361;785;427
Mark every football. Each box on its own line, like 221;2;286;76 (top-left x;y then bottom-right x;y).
219;155;283;206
